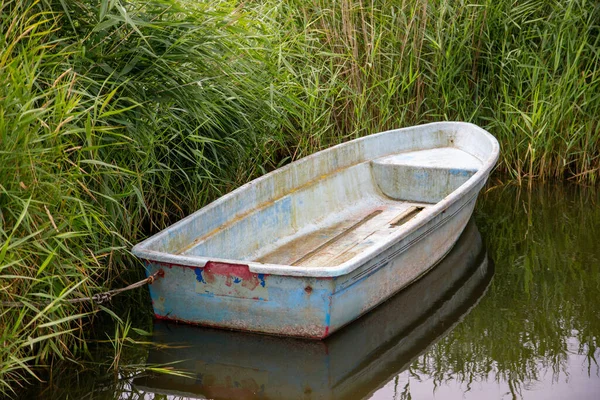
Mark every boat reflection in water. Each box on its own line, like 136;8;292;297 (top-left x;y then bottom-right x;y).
134;220;494;400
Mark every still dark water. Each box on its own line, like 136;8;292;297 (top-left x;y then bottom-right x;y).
25;183;600;399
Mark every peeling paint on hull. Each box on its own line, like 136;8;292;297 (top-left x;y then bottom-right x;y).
133;122;499;338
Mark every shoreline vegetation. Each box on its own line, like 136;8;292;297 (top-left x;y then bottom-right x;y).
1;0;598;395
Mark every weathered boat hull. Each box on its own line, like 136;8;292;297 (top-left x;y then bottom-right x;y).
134;122;499;338
145;190;479;338
134;220;494;399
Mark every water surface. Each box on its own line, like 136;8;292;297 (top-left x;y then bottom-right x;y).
24;183;600;399
373;183;600;399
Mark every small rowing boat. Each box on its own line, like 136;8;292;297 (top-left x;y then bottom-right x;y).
132;122;499;338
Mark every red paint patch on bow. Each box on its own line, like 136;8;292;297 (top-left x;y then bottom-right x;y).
203;261;260;290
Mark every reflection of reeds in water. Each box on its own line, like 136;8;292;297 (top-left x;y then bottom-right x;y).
411;183;600;395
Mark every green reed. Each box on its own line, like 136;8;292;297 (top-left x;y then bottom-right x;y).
261;0;600;182
0;0;283;394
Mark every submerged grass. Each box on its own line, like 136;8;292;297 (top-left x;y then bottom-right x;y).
1;0;599;395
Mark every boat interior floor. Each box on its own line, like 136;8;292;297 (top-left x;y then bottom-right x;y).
176;146;481;267
255;200;431;267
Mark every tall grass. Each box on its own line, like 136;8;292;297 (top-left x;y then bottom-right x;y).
0;0;282;394
261;0;600;182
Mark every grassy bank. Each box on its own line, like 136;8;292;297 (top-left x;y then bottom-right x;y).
1;0;599;395
0;0;283;393
264;0;600;182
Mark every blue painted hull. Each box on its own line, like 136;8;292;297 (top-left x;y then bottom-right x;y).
144;186;481;338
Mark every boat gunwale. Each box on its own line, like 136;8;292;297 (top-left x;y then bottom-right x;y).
132;122;500;278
